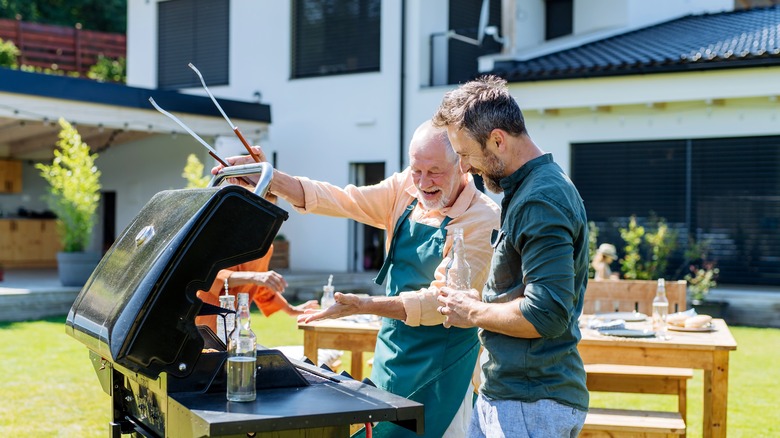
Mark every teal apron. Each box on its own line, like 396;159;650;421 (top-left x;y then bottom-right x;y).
364;199;479;438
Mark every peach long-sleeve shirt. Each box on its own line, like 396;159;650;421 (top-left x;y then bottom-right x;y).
293;169;500;326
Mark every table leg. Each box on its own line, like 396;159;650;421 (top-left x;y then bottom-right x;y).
351;351;364;381
303;331;318;366
703;350;730;438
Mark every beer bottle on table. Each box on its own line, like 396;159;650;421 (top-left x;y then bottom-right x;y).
652;278;669;339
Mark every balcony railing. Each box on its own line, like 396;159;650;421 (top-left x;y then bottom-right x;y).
0;18;126;76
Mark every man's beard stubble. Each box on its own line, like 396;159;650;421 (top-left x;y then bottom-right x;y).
477;150;505;194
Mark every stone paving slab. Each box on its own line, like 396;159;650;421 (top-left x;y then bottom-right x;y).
0;268;382;322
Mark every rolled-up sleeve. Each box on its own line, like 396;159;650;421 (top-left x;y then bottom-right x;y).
293;176;401;230
517;198;577;338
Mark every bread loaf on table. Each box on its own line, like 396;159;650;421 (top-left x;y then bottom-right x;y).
667;313;688;327
685;314;713;328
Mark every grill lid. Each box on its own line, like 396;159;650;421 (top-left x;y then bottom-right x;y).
66;169;287;378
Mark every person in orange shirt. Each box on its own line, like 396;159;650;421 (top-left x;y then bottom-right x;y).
196;246;318;333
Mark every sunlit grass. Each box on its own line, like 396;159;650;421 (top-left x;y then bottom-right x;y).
1;313;777;437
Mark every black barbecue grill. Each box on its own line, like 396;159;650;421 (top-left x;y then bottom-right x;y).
66;163;424;437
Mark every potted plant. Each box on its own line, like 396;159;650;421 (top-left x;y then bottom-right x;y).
270;234;290;270
36;118;102;287
683;238;728;318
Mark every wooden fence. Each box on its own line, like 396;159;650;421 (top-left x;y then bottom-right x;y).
0;18;126;76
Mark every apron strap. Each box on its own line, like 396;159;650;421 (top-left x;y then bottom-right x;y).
374;199;418;285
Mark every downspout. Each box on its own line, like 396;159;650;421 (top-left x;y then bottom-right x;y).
398;0;407;171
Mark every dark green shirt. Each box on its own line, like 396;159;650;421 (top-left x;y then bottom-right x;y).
480;153;590;411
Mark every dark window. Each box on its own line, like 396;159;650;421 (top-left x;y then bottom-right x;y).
292;0;381;79
546;0;573;40
572;136;780;286
446;0;503;85
158;0;229;89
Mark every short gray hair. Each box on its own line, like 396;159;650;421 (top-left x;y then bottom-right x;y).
432;75;527;149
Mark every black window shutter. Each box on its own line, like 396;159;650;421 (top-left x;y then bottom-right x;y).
690;136;780;285
158;0;229;89
292;0;381;79
572;136;780;286
546;0;573;40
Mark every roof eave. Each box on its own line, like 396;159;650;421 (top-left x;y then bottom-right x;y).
0;67;271;124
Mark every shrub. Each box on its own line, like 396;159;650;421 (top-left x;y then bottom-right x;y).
683;237;719;301
588;221;600;278
87;55;126;83
0;38;20;68
619;215;677;280
182;153;211;189
35;118;102;252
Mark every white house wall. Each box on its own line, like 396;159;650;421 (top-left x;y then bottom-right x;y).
97;134;208;233
128;0;403;272
125;0;776;273
405;67;780;205
6;134;206;254
126;0;157;89
575;0;732;35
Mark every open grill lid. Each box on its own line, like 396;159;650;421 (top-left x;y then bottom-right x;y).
66;164;287;379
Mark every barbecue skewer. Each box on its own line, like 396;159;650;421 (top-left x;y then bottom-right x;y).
149;97;255;186
188;62;262;163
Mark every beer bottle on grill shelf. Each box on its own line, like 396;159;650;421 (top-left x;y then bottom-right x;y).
445;228;471;291
227;293;257;402
217;292;236;345
652;278;669;339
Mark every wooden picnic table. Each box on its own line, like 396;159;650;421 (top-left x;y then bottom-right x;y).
298;318;380;381
579;318;738;438
299;316;738;437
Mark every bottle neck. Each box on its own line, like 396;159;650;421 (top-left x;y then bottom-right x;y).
452;235;465;259
236;303;251;329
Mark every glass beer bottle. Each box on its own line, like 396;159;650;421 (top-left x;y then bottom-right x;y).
652;278;669;339
445;228;471;291
227;293;257;402
217;293;235;345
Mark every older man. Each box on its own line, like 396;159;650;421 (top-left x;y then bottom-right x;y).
433;76;590;437
216;120;499;438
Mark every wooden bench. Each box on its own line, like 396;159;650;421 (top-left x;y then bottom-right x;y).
583;279;688;315
582;280;690;437
581;407;686;437
586;364;692;426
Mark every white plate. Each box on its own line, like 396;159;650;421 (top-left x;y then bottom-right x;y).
667;324;716;332
599;328;656;338
595;312;648;322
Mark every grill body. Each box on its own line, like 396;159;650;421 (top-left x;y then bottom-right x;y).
66;183;423;437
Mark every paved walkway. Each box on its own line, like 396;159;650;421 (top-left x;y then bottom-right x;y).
3;268;779;327
0;268;382;323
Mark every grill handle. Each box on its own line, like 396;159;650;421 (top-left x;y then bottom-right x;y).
211;162;274;197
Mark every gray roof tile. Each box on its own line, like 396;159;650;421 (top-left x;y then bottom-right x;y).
490;6;780;82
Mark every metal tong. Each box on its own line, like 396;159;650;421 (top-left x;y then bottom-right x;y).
149;97;255;186
188;63;262;163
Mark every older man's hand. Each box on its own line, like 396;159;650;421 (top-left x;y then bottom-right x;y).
297;292;362;324
437;286;481;328
210;145;269;186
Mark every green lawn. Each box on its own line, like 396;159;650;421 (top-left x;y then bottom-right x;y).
0;313;777;437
